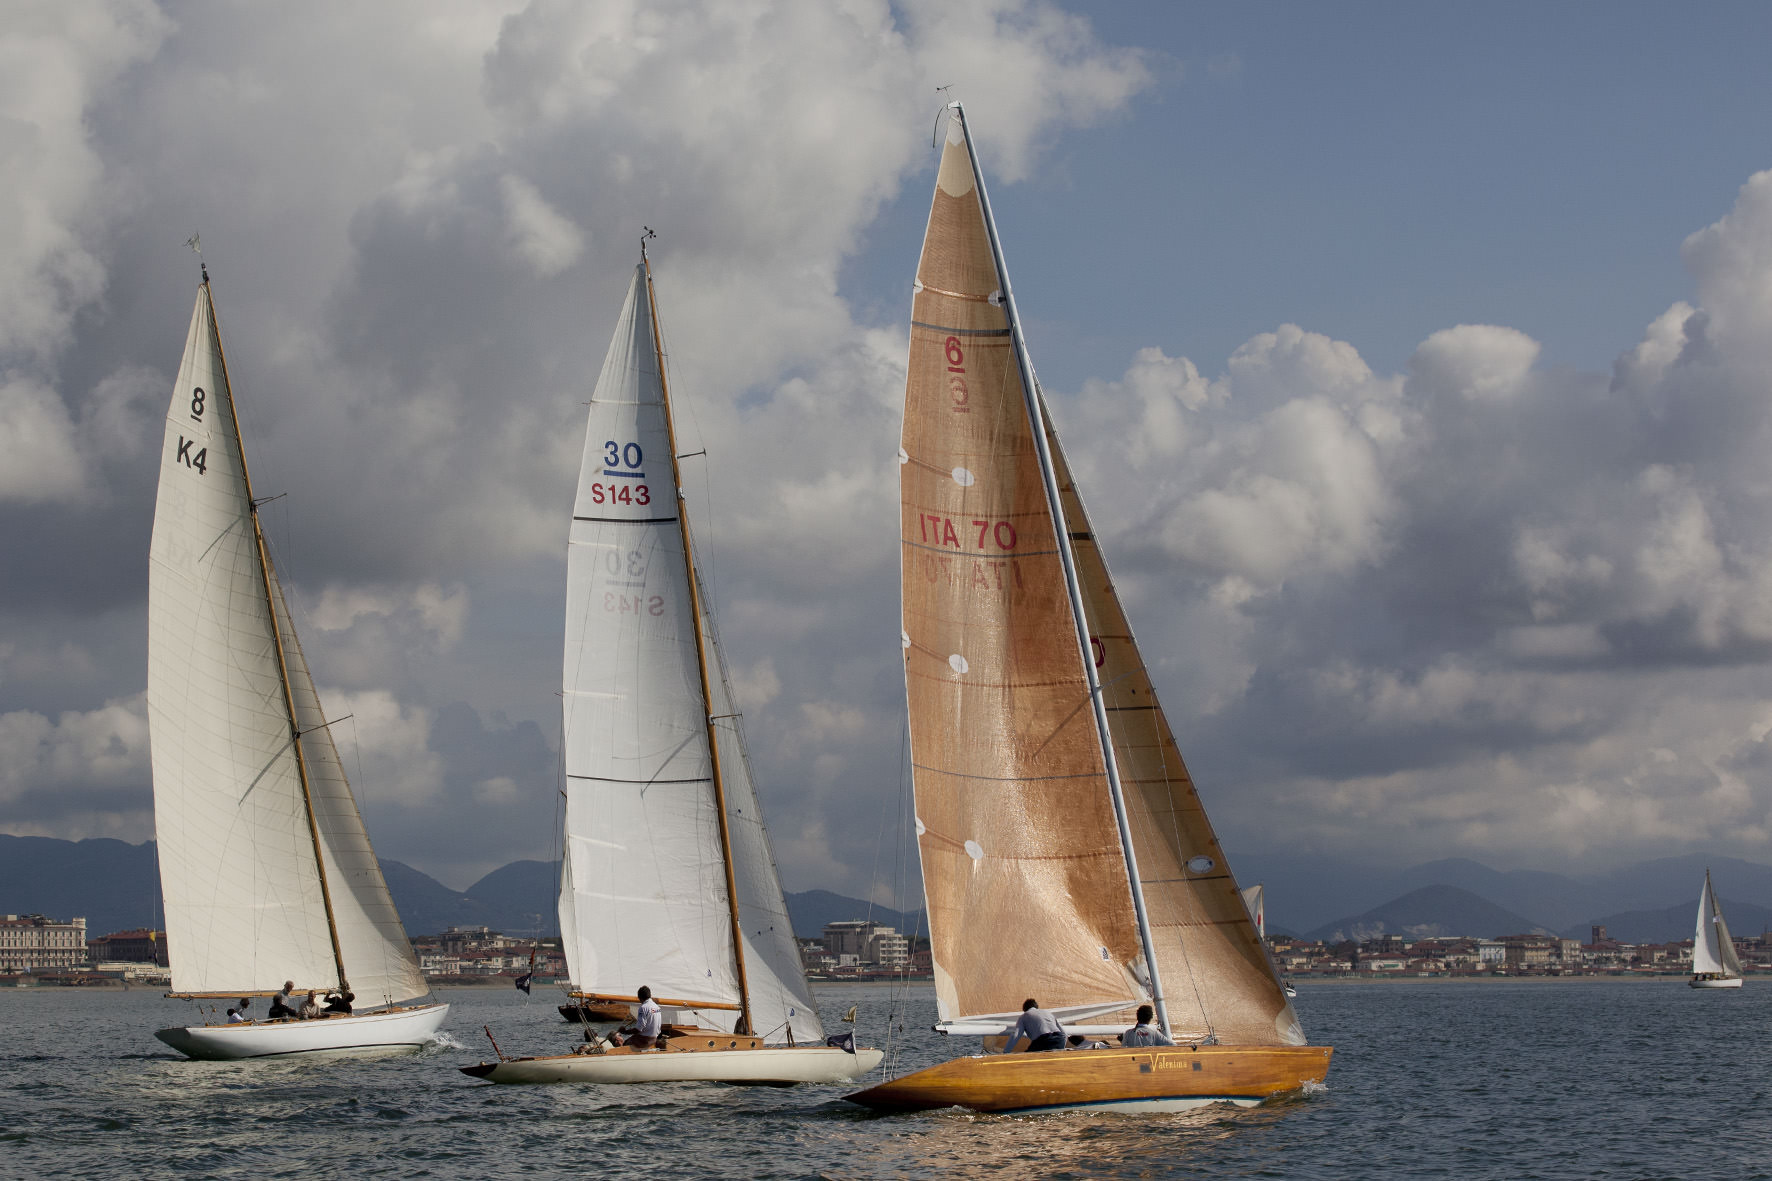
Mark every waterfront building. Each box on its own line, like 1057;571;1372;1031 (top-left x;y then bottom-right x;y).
87;928;169;967
0;914;88;972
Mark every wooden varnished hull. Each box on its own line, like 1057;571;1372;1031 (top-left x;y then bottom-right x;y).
845;1044;1331;1114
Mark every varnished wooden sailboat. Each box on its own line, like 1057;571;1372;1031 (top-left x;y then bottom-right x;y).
462;239;881;1085
846;105;1331;1114
148;259;447;1059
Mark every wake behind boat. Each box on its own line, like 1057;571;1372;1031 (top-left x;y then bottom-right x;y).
147;262;446;1060
846;104;1329;1115
1690;869;1744;989
460;240;878;1086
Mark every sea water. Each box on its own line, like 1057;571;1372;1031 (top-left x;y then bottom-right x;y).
0;978;1767;1179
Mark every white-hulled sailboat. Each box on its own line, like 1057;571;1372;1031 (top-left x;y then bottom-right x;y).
846;104;1331;1115
1690;869;1744;989
460;241;880;1085
147;262;447;1059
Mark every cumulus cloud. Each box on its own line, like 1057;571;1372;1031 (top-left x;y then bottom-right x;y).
1031;161;1772;874
0;0;1153;894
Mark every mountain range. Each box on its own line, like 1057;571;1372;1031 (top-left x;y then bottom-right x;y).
5;834;1766;946
0;836;920;944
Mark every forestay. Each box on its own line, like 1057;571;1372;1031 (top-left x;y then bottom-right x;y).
147;289;335;995
558;266;741;1014
900;112;1146;1025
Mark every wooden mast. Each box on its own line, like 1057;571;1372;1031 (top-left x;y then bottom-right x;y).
641;240;754;1035
204;270;350;995
950;102;1174;1037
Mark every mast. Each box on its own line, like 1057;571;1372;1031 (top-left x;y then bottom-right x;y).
205;273;349;993
641;240;753;1034
950;102;1173;1037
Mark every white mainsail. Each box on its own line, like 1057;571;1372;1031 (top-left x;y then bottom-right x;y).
1693;871;1742;979
557;261;823;1042
148;283;425;1001
559;264;737;1011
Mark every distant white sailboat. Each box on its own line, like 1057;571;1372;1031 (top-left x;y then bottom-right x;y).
1689;869;1744;989
147;264;447;1059
461;242;880;1085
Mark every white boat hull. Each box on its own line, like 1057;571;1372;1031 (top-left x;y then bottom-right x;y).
1690;976;1744;989
461;1044;883;1085
155;1003;450;1060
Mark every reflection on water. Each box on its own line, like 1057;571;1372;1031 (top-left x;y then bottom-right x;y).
1;980;1768;1178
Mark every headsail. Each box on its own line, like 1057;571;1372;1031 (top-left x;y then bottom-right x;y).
901;110;1145;1024
701;575;826;1042
1044;409;1302;1045
268;559;427;1004
147;288;333;994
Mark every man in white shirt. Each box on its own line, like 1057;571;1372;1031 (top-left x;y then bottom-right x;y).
226;1007;246;1024
611;985;663;1049
1004;998;1065;1052
1122;1005;1175;1047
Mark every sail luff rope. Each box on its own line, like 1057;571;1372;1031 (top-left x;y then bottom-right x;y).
950;103;1173;1038
644;251;754;1035
204;276;350;994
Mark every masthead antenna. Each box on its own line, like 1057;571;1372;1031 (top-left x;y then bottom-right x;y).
187;232;208;283
641;226;657;261
932;86;956;148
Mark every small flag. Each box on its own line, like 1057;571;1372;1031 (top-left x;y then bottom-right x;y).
187;233;201;255
826;1031;855;1054
514;972;533;995
842;1005;857;1023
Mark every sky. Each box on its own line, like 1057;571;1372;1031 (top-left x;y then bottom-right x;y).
9;2;1772;907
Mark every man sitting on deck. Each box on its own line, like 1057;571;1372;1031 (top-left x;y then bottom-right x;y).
267;982;297;1020
1122;1005;1175;1047
607;985;662;1049
1004;998;1065;1052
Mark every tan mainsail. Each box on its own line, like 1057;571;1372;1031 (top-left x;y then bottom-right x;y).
901;114;1144;1024
1042;405;1302;1045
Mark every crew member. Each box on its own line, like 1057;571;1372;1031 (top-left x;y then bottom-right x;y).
1122;1004;1175;1047
1004;998;1065;1052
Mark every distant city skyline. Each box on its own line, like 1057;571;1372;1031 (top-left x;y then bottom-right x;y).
8;3;1772;899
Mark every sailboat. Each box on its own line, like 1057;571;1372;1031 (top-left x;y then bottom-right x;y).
846;104;1332;1114
1689;869;1744;989
1240;884;1298;997
147;263;448;1059
460;243;882;1085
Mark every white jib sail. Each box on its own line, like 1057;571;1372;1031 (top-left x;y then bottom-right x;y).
268;560;428;1005
700;576;826;1043
558;265;740;1012
147;288;338;994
